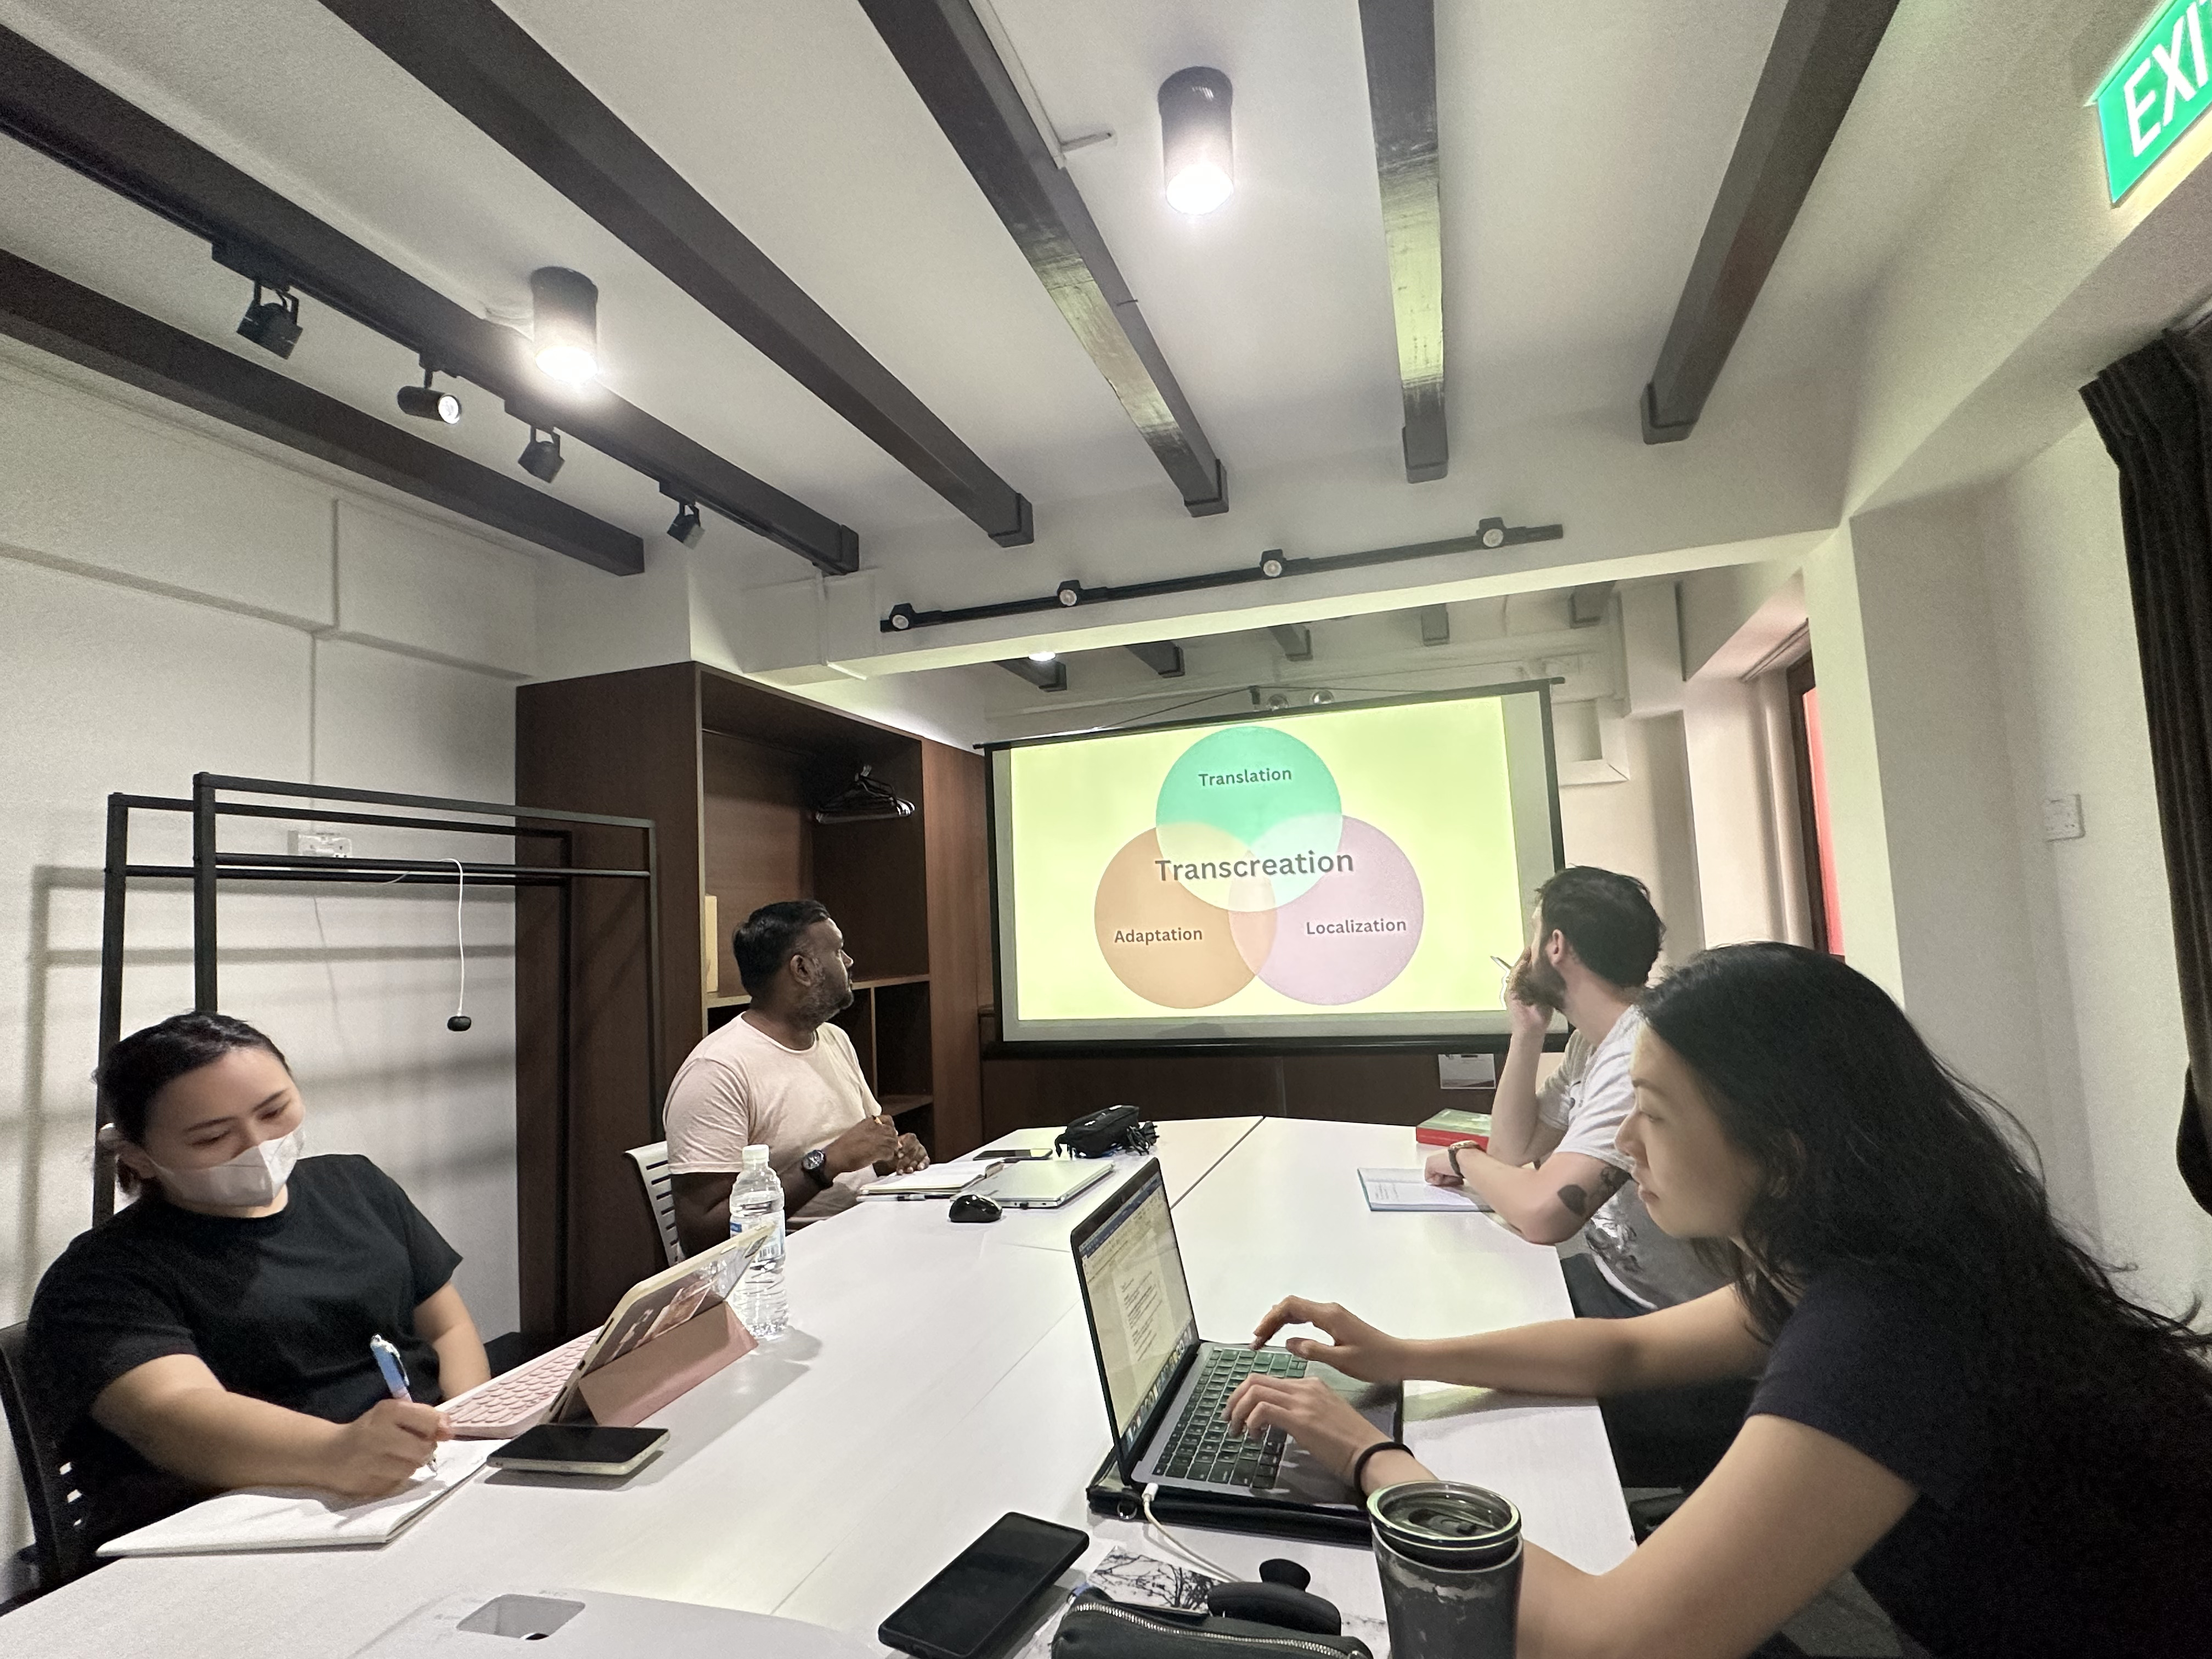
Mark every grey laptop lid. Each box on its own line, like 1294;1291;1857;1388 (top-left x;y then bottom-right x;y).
970;1157;1115;1208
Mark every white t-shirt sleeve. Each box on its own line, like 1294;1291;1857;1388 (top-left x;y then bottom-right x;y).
1535;1029;1592;1131
1547;1013;1639;1174
663;1058;755;1175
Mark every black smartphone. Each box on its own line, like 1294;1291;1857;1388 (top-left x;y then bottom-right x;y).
487;1423;668;1476
878;1512;1090;1659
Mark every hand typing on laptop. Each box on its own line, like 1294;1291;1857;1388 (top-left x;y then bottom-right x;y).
1227;1298;1427;1490
1244;1296;1414;1383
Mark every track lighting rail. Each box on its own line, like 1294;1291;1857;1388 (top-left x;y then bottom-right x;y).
0;25;858;574
881;517;1562;633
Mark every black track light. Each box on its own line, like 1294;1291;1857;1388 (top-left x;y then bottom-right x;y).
237;282;302;358
396;369;462;425
1159;67;1234;215
667;500;704;547
518;427;564;483
531;267;600;385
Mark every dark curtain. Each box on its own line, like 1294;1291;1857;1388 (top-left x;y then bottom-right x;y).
2081;319;2212;1217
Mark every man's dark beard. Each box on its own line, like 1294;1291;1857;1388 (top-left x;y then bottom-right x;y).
1511;953;1566;1013
796;958;855;1025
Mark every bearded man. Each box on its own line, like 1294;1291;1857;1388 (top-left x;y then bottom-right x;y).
666;900;927;1255
1425;867;1746;1488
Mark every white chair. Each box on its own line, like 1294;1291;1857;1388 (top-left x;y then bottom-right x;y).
624;1140;684;1266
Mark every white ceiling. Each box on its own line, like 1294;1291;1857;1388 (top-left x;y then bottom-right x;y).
0;0;2042;594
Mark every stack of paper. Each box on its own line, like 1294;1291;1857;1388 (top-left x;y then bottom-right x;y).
1359;1168;1494;1212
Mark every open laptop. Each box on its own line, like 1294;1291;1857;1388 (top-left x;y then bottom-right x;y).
444;1223;768;1437
1070;1160;1401;1515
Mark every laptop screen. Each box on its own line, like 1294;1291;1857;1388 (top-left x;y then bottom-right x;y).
1074;1166;1199;1457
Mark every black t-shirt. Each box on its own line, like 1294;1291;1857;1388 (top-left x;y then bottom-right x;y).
1752;1266;2212;1658
27;1154;462;1534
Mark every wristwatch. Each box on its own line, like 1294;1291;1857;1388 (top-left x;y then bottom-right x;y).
800;1146;833;1189
1447;1142;1475;1181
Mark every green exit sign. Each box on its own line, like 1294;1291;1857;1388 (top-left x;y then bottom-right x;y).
2096;0;2212;202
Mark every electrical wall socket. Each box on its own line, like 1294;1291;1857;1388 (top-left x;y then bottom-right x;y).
2040;793;2084;842
290;831;352;859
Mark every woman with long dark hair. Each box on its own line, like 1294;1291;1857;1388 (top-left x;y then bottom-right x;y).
1228;944;2212;1658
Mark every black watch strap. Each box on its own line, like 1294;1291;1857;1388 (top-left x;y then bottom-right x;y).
801;1147;833;1188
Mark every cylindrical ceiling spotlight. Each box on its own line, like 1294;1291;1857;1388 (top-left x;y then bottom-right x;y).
397;368;462;425
1159;67;1233;215
667;500;704;547
530;266;599;385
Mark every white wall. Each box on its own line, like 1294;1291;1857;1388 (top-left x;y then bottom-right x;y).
1792;434;2212;1318
0;353;546;1562
1557;712;1705;970
1977;422;2212;1314
1836;497;2067;1205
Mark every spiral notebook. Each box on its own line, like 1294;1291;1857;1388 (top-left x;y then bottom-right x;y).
97;1437;500;1557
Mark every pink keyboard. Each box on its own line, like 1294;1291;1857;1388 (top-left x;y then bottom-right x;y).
444;1329;597;1437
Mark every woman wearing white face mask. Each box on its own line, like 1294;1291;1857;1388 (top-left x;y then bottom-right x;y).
28;1012;490;1536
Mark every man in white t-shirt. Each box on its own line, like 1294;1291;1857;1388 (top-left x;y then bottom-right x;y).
1425;866;1743;1488
666;901;928;1256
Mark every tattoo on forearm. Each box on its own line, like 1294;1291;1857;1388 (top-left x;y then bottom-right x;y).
1553;1165;1629;1221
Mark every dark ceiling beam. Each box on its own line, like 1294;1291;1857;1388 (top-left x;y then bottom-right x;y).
1417;604;1450;646
317;0;1031;549
1357;0;1447;482
0;24;857;575
0;248;642;574
856;0;1228;518
999;657;1067;692
1640;0;1901;443
1125;641;1186;678
1269;624;1314;663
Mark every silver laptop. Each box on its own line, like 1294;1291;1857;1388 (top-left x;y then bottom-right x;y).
1070;1160;1401;1511
969;1156;1115;1209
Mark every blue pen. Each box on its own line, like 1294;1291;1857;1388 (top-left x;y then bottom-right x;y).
370;1334;437;1470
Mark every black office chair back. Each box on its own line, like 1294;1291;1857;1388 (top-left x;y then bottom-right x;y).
0;1321;100;1590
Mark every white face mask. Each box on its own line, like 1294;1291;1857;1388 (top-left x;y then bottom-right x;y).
150;1125;304;1209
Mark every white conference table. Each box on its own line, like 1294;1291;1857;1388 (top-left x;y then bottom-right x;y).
2;1117;1631;1657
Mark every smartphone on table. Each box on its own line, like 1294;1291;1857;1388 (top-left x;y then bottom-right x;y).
487;1423;668;1477
879;1512;1090;1659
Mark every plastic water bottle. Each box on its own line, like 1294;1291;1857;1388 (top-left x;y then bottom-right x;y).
730;1143;788;1340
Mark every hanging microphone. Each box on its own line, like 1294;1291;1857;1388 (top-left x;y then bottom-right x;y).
447;858;472;1032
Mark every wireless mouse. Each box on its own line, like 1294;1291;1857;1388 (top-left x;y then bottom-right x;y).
948;1192;1003;1224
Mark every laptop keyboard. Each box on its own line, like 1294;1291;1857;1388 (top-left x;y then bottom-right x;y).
444;1329;595;1433
1155;1347;1306;1487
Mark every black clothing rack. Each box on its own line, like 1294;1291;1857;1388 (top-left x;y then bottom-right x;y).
96;774;661;1323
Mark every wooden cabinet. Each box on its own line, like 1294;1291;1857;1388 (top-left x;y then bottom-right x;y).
516;662;988;1339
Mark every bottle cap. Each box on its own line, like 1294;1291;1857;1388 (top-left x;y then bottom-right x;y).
742;1143;771;1169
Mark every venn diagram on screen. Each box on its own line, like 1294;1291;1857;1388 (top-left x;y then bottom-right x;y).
1093;728;1424;1008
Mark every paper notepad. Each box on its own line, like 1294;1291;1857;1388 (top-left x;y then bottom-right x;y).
859;1160;1000;1198
98;1437;500;1557
1359;1168;1494;1212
